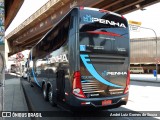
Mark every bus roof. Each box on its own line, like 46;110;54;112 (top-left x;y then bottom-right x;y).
81;7;123;18
30;7;126;51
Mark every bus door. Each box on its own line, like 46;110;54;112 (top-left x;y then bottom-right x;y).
56;70;65;101
35;59;48;85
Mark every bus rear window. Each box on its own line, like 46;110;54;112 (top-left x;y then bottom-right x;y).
79;10;129;55
79;9;129;38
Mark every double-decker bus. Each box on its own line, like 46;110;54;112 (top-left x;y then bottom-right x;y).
27;7;130;110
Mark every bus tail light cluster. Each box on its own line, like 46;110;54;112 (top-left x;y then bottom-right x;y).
79;6;84;10
124;70;130;94
99;9;108;13
72;71;86;98
121;15;126;19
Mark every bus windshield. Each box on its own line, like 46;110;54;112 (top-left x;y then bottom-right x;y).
79;9;129;56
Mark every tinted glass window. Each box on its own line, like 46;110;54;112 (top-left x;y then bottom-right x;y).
79;10;129;38
79;10;129;55
32;15;70;60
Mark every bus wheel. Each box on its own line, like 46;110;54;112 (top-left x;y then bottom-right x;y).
48;87;56;106
42;84;48;101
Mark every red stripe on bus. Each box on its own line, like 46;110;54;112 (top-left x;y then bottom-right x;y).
87;31;122;37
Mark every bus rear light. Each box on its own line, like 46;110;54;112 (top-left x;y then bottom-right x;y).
121;15;125;19
80;6;84;10
73;88;85;98
72;71;86;98
99;9;108;13
124;70;130;94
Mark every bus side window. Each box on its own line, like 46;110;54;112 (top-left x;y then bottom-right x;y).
44;15;70;53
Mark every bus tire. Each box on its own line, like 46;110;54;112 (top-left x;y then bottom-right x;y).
42;84;48;101
48;87;57;106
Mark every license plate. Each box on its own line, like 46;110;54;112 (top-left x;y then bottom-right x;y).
102;100;112;106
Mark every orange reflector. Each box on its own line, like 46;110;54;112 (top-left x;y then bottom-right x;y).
81;102;86;105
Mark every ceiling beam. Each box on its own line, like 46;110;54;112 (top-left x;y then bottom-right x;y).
113;0;144;12
102;0;125;10
5;0;24;29
90;0;104;7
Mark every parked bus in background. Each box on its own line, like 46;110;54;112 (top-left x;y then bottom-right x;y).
27;7;130;110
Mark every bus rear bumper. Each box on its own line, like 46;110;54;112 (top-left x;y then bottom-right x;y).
69;93;128;110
